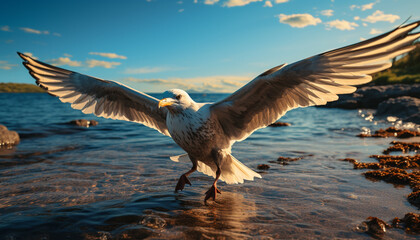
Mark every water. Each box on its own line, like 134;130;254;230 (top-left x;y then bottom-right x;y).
0;93;418;239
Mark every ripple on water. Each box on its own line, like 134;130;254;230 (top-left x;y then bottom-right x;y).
0;93;418;239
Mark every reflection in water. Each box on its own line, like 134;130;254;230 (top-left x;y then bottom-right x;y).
1;93;418;239
162;192;257;239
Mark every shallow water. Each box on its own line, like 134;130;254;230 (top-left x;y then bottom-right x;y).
0;93;418;239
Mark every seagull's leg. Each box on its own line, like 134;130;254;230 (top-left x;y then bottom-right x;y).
205;149;223;202
175;156;197;192
204;166;222;203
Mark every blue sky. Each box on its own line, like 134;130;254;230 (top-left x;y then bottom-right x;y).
1;0;419;93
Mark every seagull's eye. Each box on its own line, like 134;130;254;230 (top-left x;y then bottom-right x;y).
175;95;182;100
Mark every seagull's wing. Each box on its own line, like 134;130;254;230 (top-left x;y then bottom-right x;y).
210;21;420;143
18;53;170;136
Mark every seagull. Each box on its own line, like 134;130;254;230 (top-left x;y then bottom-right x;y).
19;21;420;202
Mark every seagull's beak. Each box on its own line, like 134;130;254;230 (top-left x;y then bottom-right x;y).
158;98;175;108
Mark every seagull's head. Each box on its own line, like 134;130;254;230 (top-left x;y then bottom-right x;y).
158;89;195;113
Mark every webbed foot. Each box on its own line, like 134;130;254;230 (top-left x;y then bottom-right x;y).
175;174;191;192
204;184;221;202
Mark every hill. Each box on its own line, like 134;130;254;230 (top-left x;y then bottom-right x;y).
371;43;420;85
0;83;45;93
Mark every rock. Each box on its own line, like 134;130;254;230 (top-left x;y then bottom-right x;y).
257;164;270;170
0;124;20;147
363;217;391;237
393;213;420;234
275;156;302;165
69;119;99;127
405;113;420;125
357;127;420;139
408;191;420;209
140;215;166;229
269;122;291;127
323;84;420;109
376;96;420;124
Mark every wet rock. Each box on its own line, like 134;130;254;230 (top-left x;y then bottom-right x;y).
407;191;420;208
257;164;270;170
275;156;302;165
370;155;420;169
363;217;391;237
357;127;419;139
0;124;20;147
324;84;420;109
376;96;420;124
340;158;382;169
383;141;420;154
392;213;420;234
269;122;291;127
69;119;99;127
140;215;166;229
405;113;420;125
364;168;412;185
363;167;420;208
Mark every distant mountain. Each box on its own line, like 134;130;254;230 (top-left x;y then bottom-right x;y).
371;43;420;85
0;83;45;93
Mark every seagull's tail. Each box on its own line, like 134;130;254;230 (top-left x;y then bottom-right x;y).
219;154;262;184
170;153;262;184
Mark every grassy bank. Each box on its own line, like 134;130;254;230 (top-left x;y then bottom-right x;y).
371;43;420;85
0;83;45;93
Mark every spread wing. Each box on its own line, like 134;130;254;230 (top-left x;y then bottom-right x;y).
18;52;170;136
210;21;420;143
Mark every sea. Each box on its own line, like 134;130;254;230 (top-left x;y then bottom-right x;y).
0;93;418;239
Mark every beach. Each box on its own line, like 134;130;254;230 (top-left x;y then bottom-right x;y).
1;92;418;239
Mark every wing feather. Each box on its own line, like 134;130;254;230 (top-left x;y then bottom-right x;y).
18;52;170;136
210;21;420;143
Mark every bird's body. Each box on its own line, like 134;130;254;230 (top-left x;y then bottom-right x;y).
18;21;420;202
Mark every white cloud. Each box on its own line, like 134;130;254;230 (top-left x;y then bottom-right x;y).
53;33;61;37
204;0;219;5
86;59;121;68
48;57;82;67
23;52;38;60
274;0;288;3
370;28;382;35
20;27;41;34
360;37;366;41
363;10;400;23
0;61;17;70
361;2;375;11
354;16;360;21
20;27;50;35
124;66;172;74
326;19;359;30
363;23;368;27
221;79;244;87
89;52;127;59
321;9;334;17
124;75;251;93
63;53;72;57
263;1;272;7
1;26;11;32
278;13;321;28
350;2;377;11
179;9;184;12
223;0;262;7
